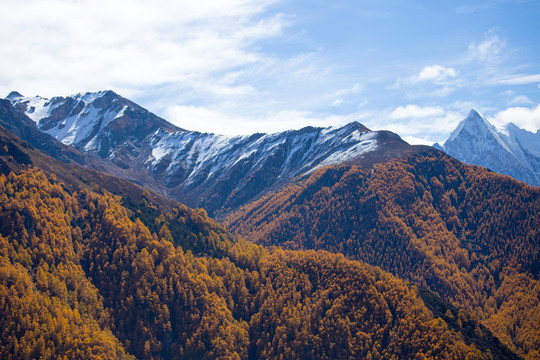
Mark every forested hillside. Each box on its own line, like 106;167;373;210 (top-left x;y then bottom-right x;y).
0;167;504;359
227;148;540;359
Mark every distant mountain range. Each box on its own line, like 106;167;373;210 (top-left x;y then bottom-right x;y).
4;91;538;217
6;90;414;216
435;109;540;186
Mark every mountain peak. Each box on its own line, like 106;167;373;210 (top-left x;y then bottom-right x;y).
467;108;483;118
439;109;540;186
343;120;371;133
7;91;24;100
447;108;492;143
7;90;181;155
464;108;490;127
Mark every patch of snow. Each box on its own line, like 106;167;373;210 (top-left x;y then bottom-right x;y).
500;123;540;158
43;104;119;147
306;132;378;174
9;92;128;148
115;105;128;119
80;91;104;103
18;96;51;123
232;149;258;165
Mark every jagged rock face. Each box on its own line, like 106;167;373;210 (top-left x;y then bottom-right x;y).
436;109;540;187
9;90;180;156
7;91;411;216
0;99;85;165
146;122;385;214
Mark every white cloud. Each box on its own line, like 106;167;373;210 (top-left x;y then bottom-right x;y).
412;65;457;83
508;95;533;106
374;106;463;144
390;104;445;119
450;101;477;112
0;0;289;98
402;136;436;146
333;83;363;97
166;105;231;133
331;98;344;107
191;102;465;146
491;104;540;131
467;31;506;63
166;105;370;135
498;74;540;85
393;65;458;100
329;83;362;107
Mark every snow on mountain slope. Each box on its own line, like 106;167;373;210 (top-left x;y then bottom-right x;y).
436;109;540;186
9;90;179;157
7;90;408;216
146;121;377;187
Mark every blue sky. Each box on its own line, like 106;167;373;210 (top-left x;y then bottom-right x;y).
1;0;539;144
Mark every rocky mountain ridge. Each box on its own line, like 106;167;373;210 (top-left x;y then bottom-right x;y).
7;90;411;216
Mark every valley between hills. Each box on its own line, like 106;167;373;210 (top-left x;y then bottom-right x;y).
0;91;538;359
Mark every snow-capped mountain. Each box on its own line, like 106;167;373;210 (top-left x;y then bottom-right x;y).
435;109;540;186
8;90;179;158
6;90;411;216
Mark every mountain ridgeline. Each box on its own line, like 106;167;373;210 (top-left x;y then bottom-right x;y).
7;91;412;217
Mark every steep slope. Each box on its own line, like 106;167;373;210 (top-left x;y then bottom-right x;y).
0;119;179;212
7;91;413;217
435;109;540;186
146;123;409;217
0;98;85;165
7;90;180;157
0;166;498;359
226;148;540;359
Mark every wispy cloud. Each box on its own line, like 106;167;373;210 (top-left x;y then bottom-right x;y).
454;1;501;14
497;74;540;85
166;104;372;135
1;1;538;142
329;83;363;107
467;30;506;64
390;104;445;119
411;65;457;83
360;105;465;145
392;65;458;100
508;95;533;106
0;0;290;98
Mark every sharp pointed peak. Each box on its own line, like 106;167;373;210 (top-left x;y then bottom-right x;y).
446;108;494;143
461;108;494;129
468;108;482;116
343;120;371;132
465;108;488;123
7;91;24;100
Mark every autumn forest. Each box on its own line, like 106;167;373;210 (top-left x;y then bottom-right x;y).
0;122;539;359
